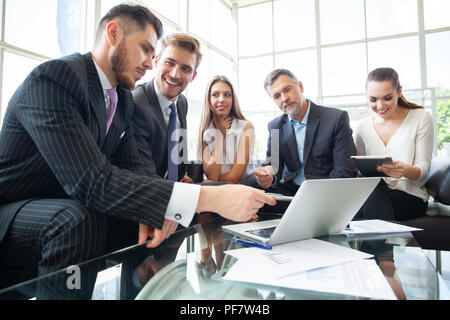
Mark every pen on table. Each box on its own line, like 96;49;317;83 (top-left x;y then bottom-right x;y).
235;239;272;250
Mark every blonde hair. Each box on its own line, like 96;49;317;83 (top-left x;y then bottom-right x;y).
159;33;202;71
196;75;246;161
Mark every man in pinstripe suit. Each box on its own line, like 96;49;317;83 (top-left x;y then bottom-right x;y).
0;4;276;298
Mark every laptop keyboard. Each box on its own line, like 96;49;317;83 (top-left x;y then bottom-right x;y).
246;227;276;239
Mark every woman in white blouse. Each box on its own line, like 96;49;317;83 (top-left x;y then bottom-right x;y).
355;67;434;221
197;75;255;184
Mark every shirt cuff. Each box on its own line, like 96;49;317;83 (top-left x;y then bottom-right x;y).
164;182;201;227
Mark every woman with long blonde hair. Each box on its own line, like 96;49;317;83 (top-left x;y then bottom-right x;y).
197;75;255;184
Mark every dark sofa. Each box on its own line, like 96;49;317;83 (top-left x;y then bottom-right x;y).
404;156;450;251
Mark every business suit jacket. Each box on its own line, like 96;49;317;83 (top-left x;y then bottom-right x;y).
266;100;357;190
0;52;174;242
132;80;188;181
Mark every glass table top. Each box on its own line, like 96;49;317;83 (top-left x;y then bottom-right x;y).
0;213;448;300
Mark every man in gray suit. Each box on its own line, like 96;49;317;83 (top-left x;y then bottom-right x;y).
0;4;275;297
254;69;358;197
132;33;201;183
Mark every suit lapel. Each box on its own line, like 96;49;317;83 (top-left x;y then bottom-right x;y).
303;102;320;165
177;98;187;130
83;53;129;156
83;53;107;145
103;86;128;156
147;81;167;140
281;115;301;165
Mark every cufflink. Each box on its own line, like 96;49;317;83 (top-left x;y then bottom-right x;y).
175;214;182;220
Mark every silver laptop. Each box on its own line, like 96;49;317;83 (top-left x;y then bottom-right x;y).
222;177;380;246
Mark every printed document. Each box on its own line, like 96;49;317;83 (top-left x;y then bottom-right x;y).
338;219;422;235
274;259;397;299
224;238;372;280
224;239;396;300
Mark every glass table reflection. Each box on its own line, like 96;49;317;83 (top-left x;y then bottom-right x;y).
0;212;448;300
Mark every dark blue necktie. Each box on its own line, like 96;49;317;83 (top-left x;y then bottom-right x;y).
167;103;178;181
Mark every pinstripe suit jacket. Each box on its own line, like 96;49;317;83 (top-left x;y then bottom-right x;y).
132;79;188;180
0;52;174;242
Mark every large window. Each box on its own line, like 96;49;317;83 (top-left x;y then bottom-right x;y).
238;2;273;56
1;53;41;120
210;0;236;56
321;43;367;97
365;0;418;38
426;31;450;93
274;49;318;100
367;36;422;89
273;0;316;51
1;0;449;158
188;0;209;43
5;0;84;57
423;0;450;30
236;0;450;156
319;0;365;44
1;0;85;120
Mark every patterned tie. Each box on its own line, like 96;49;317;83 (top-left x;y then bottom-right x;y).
106;88;117;134
167;103;178;181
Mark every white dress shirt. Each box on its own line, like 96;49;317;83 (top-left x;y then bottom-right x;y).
92;58;114;109
288;100;311;186
154;78;181;129
355;108;434;201
153;79;200;227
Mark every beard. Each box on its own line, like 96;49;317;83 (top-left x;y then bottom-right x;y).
283;95;305;118
110;41;135;90
283;101;301;116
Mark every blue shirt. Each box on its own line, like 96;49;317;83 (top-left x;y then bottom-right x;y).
289;100;310;186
